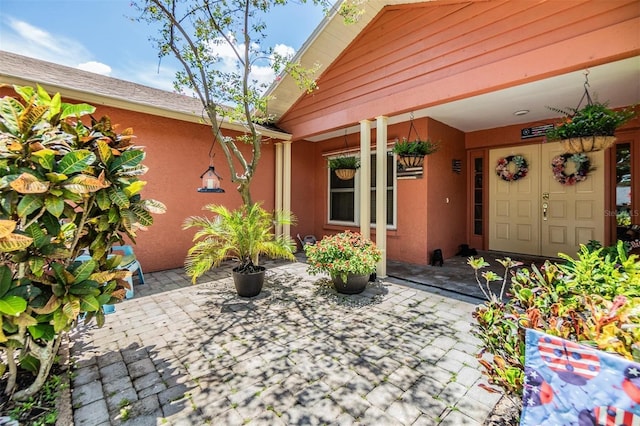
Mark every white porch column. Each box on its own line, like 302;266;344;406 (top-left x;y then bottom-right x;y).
275;142;283;237
359;120;372;239
283;141;292;239
375;115;388;278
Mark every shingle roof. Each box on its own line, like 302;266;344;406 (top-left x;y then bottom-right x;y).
0;50;291;140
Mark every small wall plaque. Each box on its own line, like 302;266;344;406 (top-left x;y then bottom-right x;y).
521;124;554;140
452;159;462;174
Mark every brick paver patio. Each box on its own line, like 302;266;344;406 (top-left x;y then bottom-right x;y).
69;260;502;425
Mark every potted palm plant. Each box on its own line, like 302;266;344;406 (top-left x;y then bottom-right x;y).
328;156;360;180
392;137;439;168
182;203;296;297
304;231;381;294
545;102;636;153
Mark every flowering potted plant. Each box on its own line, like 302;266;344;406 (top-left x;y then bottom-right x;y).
545;102;636;153
304;230;381;294
392;138;439;168
329;156;360;180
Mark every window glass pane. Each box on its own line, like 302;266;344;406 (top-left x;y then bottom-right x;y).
370;189;394;225
331;192;355;222
473;157;483;236
616;143;632;232
387;189;394;224
328;152;395;226
368;154;394;187
474;220;482;235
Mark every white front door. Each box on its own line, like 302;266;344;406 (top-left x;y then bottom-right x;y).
489;143;604;258
539;143;605;258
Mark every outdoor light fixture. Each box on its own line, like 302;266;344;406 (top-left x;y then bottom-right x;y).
197;164;225;193
513;110;530;116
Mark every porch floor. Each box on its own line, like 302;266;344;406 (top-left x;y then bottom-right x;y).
68;252;544;425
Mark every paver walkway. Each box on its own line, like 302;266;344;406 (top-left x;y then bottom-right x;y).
69;260;504;425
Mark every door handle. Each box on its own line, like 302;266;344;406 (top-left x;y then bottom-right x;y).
542;202;548;221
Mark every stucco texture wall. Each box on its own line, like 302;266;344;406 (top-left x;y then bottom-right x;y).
96;106;278;272
291;118;466;266
0;87;278;272
425;118;467;260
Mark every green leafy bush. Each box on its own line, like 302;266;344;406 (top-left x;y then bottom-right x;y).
545;102;636;141
469;241;640;402
392;138;438;156
305;231;381;282
0;84;165;400
328;156;360;170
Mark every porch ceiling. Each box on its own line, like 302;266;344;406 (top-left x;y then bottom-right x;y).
306;56;640;142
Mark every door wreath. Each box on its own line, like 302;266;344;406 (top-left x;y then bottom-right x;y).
496;155;528;182
551;153;591;185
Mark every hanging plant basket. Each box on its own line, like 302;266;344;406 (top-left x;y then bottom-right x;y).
560;135;617;154
392;114;438;170
334;168;357;180
398;154;425;168
546;71;636;154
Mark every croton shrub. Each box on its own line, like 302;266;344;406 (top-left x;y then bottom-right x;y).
0;84;165;400
469;241;640;402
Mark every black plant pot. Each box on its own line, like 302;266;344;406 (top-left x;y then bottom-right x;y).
232;266;266;297
331;273;369;294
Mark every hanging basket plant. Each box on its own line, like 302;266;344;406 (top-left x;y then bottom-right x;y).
545;72;636;153
329;156;360;180
393;138;439;168
551;153;592;185
393;114;439;169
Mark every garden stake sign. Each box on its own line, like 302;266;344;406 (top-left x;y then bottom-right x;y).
520;329;640;425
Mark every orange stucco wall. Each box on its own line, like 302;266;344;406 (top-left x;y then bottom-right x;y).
290;118;467;266
0;87;280;272
96;107;279;272
425;118;467;260
290;139;318;242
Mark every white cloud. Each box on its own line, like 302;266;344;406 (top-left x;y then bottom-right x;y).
201;36;297;93
2;17;92;67
251;64;276;90
77;61;112;76
0;15;298;97
273;43;295;60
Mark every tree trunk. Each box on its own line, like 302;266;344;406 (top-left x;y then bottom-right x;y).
238;181;253;206
13;335;61;401
4;346;17;395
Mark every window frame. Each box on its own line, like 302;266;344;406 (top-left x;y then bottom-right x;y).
327;150;397;229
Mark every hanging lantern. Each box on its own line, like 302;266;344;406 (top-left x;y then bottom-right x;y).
197;165;225;193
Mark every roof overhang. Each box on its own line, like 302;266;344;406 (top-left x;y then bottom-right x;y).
265;0;640;141
264;0;451;121
306;55;640;141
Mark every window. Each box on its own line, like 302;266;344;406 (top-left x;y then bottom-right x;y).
615;143;632;235
328;152;396;227
473;157;483;235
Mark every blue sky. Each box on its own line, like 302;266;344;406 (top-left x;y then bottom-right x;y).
0;0;327;92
